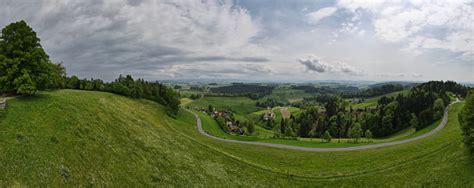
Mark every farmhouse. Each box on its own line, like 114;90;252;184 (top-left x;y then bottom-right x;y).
263;107;275;121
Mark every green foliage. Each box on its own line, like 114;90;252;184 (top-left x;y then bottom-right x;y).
209;83;274;99
410;113;419;128
323;130;332;143
459;91;474;153
0;20;61;95
247;121;255;134
433;98;445;120
208;104;214;113
348;123;363;143
343;84;405;98
364;129;373;142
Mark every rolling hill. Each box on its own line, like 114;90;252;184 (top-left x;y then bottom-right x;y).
0;90;472;186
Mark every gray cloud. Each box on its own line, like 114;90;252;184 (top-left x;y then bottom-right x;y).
0;0;267;81
298;55;363;75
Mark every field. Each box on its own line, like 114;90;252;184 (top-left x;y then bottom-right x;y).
259;87;313;103
190;96;263;114
0;90;472;186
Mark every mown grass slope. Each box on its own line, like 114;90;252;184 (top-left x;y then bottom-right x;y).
0;90;472;186
0;90;284;186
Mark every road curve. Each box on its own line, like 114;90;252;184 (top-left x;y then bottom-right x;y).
184;100;460;152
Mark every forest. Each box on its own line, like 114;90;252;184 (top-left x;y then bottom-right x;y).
342;84;405;98
291;85;360;94
209;83;274;99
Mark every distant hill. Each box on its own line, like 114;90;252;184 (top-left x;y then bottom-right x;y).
369;81;419;88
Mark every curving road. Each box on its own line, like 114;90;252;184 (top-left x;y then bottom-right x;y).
185;99;460;152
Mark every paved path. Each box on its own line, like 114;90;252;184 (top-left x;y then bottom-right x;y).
185;99;460;152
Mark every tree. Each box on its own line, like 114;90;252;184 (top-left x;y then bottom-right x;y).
265;119;274;129
208;104;214;113
0;20;58;95
67;75;80;89
323;130;332;143
381;112;394;136
50;62;66;89
365;129;373;143
348;122;363;143
280;118;287;134
247;121;255;135
433;98;445;120
418;108;434;130
284;127;296;137
325;97;338;117
459;91;474;153
410;113;419;128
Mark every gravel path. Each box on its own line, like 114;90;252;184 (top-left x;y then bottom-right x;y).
185;100;460;152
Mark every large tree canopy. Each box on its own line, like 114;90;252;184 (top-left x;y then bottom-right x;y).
0;20;57;94
459;91;474;153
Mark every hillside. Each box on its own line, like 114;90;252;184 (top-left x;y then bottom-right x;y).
0;90;473;186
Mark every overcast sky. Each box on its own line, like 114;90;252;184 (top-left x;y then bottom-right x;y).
1;0;473;82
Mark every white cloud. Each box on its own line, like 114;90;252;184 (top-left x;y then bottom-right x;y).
338;0;474;61
307;7;338;23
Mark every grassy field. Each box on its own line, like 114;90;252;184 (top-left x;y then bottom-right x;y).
179;98;193;106
0;90;472;186
191;96;263;115
259;87;313;103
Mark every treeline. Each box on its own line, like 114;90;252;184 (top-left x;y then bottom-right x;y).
256;98;286;108
0;20;180;116
271;81;469;139
64;75;180;116
459;91;474;153
210;83;274;99
342;84;405;98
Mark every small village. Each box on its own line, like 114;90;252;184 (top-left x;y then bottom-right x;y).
192;106;245;135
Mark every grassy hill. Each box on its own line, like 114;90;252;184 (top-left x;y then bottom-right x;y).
0;90;472;186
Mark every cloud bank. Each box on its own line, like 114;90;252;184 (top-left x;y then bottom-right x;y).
0;0;269;80
0;0;471;82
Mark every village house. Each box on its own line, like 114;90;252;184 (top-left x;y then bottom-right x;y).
262;107;275;121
